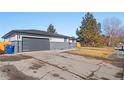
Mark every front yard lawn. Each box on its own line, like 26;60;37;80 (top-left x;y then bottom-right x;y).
67;47;124;67
68;47;114;58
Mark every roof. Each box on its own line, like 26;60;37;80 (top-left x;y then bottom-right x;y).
2;29;70;39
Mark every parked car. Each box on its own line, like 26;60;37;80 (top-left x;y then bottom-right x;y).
114;44;124;51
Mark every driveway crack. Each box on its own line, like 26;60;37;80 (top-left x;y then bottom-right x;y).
40;70;55;79
87;63;102;79
32;57;87;80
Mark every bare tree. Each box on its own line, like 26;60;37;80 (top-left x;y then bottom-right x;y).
103;18;122;46
118;26;124;43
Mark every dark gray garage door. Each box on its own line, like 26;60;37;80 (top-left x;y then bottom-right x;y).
22;37;50;52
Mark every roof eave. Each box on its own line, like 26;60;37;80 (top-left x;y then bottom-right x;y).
1;31;15;39
2;30;70;39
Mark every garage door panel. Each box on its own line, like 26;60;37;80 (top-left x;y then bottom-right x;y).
22;37;50;52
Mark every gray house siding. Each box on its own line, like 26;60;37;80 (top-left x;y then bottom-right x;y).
50;42;69;50
13;41;69;53
12;41;22;53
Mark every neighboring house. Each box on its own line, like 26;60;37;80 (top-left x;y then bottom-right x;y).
2;29;75;53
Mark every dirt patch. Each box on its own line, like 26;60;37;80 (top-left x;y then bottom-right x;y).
100;77;110;80
29;61;45;70
58;55;68;58
52;73;60;77
61;66;68;71
59;77;66;80
52;73;66;80
33;70;37;73
114;71;124;80
0;65;38;80
0;54;33;62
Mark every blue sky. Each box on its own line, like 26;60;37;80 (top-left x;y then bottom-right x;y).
0;12;124;41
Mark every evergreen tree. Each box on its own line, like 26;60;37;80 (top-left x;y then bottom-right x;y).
76;12;102;47
47;24;56;33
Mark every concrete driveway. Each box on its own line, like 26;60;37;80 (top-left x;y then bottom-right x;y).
0;50;123;80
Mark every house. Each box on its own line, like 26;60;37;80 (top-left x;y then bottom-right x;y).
2;29;75;53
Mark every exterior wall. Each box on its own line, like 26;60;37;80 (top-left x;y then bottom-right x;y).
4;34;17;41
4;33;72;52
11;41;18;53
50;37;70;50
50;37;64;42
50;42;69;50
19;41;22;52
69;40;76;47
11;41;22;53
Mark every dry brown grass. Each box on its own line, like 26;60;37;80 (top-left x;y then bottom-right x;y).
69;47;114;58
67;47;124;68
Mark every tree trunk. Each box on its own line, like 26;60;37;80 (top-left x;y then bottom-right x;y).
108;34;112;47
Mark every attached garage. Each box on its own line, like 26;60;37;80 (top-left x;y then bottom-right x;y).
22;37;50;52
2;29;75;53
